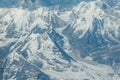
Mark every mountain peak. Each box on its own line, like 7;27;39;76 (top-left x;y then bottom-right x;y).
0;0;120;80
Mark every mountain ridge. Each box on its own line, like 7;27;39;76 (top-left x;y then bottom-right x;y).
0;0;120;80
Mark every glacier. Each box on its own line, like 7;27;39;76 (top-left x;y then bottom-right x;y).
0;0;120;80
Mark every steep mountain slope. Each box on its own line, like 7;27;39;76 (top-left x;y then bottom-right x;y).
57;0;120;66
0;0;120;80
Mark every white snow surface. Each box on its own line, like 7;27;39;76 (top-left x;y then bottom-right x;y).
0;0;120;80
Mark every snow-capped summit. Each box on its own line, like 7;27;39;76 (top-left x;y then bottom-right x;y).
0;0;120;80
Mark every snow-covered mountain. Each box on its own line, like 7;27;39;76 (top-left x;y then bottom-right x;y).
0;0;120;80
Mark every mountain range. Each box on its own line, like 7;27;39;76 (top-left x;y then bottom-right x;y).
0;0;120;80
